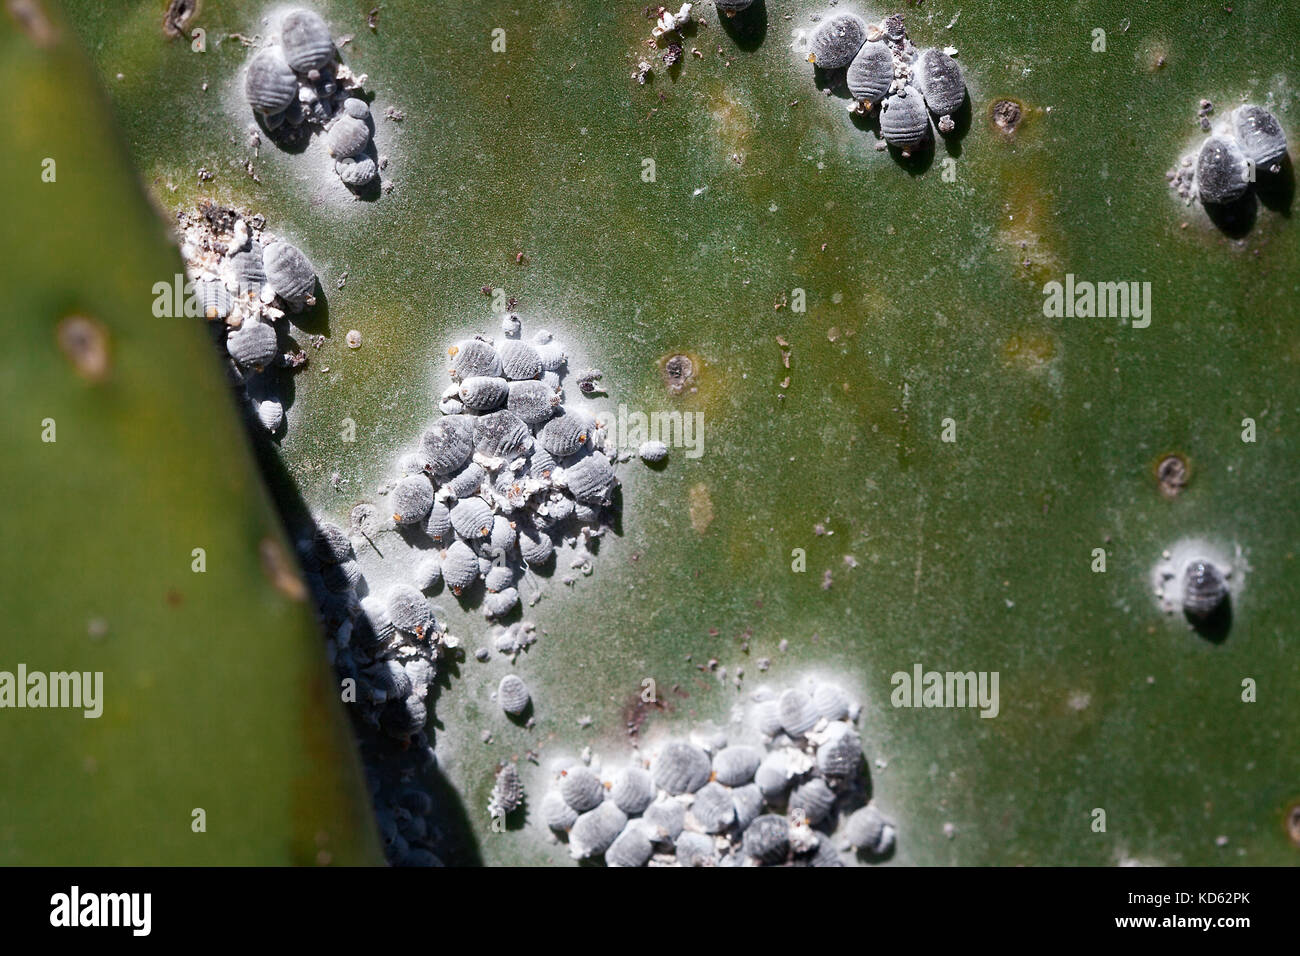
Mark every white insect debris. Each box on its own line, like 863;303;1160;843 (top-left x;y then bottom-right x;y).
652;3;693;38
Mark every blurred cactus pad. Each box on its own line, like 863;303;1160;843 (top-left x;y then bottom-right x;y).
5;0;1298;865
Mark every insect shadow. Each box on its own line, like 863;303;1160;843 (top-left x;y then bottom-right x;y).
1204;192;1258;239
1187;596;1232;644
1255;153;1294;216
719;0;768;52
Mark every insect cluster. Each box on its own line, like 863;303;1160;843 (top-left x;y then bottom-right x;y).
539;677;895;866
805;11;969;156
371;316;654;621
1169;102;1288;211
242;7;383;192
177;203;320;436
301;518;463;866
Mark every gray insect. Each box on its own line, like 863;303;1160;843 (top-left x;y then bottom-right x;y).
535;339;567;372
228;241;266;295
742;814;790;865
440;540;480;594
558;763;604;812
916;48;966;133
568;801;628;860
446;461;486;499
263;240;317;307
425;500;453;544
1183;559;1229;620
507;379;559;426
500;314;522;338
488;514;517;552
752;699;784;737
365;660;412;704
712;744;762;787
846;39;893;107
412;554;442;591
518;527;555;567
326;115;370;159
674;831;718;867
605;822;654;868
390;474;434;525
540;789;579;831
754;751;792;800
493;470;529;512
419;415;475;475
196;279;232;320
563;451;617;507
807;13;867;69
537;493;575;527
256;399;283;433
528;447;560;482
573;368;603;394
450;338;502;380
386;584;434;636
226;320;278;371
312;521;353;564
450;496;494;540
642;797;686;842
473;409;533;459
812;682;850;721
487;763;524;817
1231;104;1287;171
808;838;844;867
280;8;334;76
778;687;820;737
1196;135;1250;205
881;86;931;155
322;557;360;593
497;673;530;716
638;440;668;464
690;781;736;833
816;721;863;778
540;412;592;457
459;375;509;412
336;155;377;187
342;97;369;119
358;594;394;642
483;587;519;619
790;777;836;826
484;564;514;593
498;339;543;380
610;766;656;815
244;46;298;115
844;804;895;856
652;741;712;795
731;782;764;831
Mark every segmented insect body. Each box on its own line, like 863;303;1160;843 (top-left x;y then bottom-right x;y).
385;584;434;636
450;496;494;540
846;39;893;107
342;97;369;119
778;687;820;737
473;409;533;459
790;777;836;825
569;801;628;859
440;540;480;594
881;86;931;154
446;462;486;499
228;241;266;294
605;822;654;868
690;782;736;833
1196;135;1250;205
497;673;530;715
642;797;686;841
712;745;762;786
917;48;966;133
807;14;868;69
391;474;434;525
674;831;718;867
326;115;370;159
1183;559;1229;619
196;279;231;320
450;339;502;380
280;8;334;75
652;741;712;795
483;587;519;619
484;564;514;593
487;763;524;817
358;595;394;642
540;412;592;457
1231;104;1287;170
731;782;764;831
412;554;442;590
226;320;278;371
518;527;555;566
425;500;453;543
263;240;317;306
844;804;896;855
610;766;656;815
459;375;509;412
244;47;298;115
637;440;668;463
312;521;353;564
742;814;790;865
563;451;617;506
498;340;543;380
256;399;283;433
419;415;475;475
753;699;783;737
754;751;791;800
540;789;579;831
812;682;850;721
816;721;863;778
507;379;558;426
336;155;377;187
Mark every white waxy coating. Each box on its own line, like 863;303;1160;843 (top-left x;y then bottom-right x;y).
816;721;863;778
518;527;555;566
568;801;628;859
742;814;790;864
652;741;712;795
483;587;519;619
419;415;475;475
881;86;931;152
1231;104;1287;168
610;766;656;815
539;412;592;457
244;46;297;114
753;699;783;737
674;831;718;867
227;320;278;371
754;751;792;799
385;583;433;635
488;763;524;816
391;474;434;525
497;673;530;715
473;409;533;458
312;522;353;564
712;744;762;786
263;240;317;305
559;764;604;812
336;155;377;187
450;339;502;380
507;379;558;425
412;554;442;590
450;496;494;540
326;115;370;159
540;789;579;831
563;451;617;506
440;540;480;593
604;822;654;868
808;13;867;69
778;687;820;737
425;500;453;543
445;462;486;499
690;781;736;833
917;47;966;119
812;682;850;721
498;339;543;380
280;8;334;74
638;440;668;463
256;399;283;433
1196;135;1250;205
846;39;893;105
731;782;764;831
642;797;686;841
459;376;509;411
342;97;369;119
484;564;514;593
358;594;394;641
